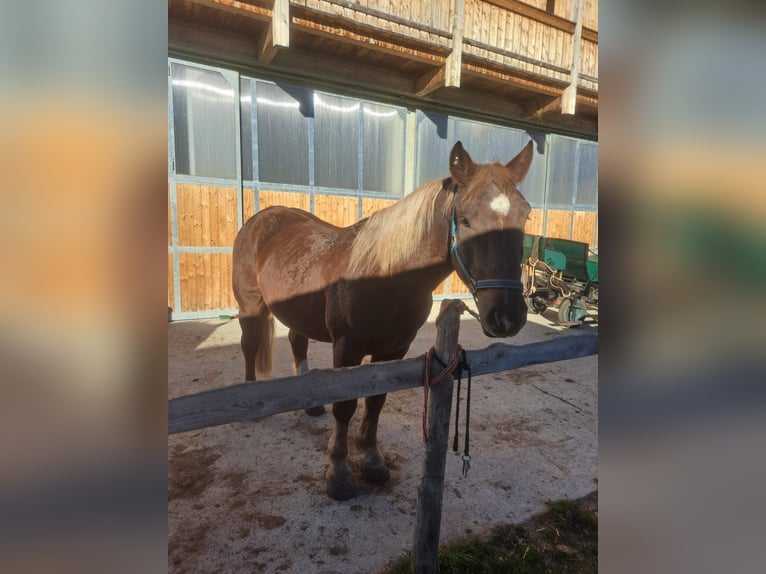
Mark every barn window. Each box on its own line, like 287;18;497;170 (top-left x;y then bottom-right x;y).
415;111;452;187
240;77;253;182
454;118;490;164
171;63;238;180
488;126;547;207
255;81;311;186
575;142;598;207
314;92;360;190
546;135;578;207
362;103;405;194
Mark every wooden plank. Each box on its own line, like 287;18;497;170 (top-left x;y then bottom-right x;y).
545;209;572;239
361;197;397;219
258;190;310;212
432;276;448;296
412;300;461;574
485;0;576;34
168;331;598;434
593;213;598;248
243;188;256;221
258;0;290;64
525;207;544;235
447;270;471;295
314;194;359;227
168;253;174;309
185;0;271;21
571;210;596;245
179;252;237;312
176;184;239;247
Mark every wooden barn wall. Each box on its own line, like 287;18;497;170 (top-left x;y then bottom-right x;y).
168;60;597;318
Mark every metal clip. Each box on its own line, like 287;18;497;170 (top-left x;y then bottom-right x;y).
461;455;471;478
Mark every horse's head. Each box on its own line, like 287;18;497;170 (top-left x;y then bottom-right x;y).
447;140;533;338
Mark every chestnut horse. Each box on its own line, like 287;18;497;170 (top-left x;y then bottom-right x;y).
232;141;533;500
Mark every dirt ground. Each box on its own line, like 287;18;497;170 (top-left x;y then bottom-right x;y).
168;302;597;573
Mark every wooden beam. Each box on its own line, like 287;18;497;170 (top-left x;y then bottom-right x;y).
445;0;465;88
525;95;562;119
415;66;446;97
258;0;290;63
562;0;584;115
185;0;271;21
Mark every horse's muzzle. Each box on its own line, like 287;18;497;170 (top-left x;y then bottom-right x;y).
478;294;527;338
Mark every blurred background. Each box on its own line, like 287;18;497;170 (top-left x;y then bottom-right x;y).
0;0;764;572
599;1;766;573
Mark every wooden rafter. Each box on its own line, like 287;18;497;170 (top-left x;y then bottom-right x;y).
258;0;290;63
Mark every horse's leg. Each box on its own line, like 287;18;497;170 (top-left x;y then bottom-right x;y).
356;349;407;485
325;339;365;501
288;329;325;416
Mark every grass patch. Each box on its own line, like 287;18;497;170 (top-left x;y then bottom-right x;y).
381;491;597;574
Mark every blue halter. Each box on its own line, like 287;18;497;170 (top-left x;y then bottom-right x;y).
449;203;524;296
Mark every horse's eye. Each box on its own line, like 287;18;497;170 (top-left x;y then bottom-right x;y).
459;216;471;228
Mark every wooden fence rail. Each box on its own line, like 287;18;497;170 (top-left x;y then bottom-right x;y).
168;300;597;573
168;330;597;435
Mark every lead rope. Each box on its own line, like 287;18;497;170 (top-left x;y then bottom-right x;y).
422;345;473;478
452;348;472;477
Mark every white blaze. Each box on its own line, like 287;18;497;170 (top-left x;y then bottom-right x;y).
490;194;511;216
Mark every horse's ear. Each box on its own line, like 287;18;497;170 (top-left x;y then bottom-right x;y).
506;140;534;184
449;141;476;187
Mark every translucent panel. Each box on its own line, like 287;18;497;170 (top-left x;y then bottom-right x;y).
576;143;598;206
362;103;405;194
454;119;490;164
171;63;237;179
415;111;452;187
314;92;359;190
240;77;253;181
488;127;547;206
547;136;578;206
256;81;311;186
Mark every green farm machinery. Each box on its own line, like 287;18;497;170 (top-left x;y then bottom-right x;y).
521;234;598;326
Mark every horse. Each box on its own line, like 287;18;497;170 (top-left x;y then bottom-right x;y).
232;140;533;500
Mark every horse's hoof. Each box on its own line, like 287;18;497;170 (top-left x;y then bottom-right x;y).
326;477;356;501
362;464;390;485
304;405;326;416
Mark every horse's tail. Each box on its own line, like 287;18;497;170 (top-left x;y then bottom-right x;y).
236;310;275;380
233;214;275;380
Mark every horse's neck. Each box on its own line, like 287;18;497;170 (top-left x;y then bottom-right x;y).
347;183;454;283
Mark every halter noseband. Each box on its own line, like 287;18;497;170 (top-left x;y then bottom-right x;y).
449;194;524;296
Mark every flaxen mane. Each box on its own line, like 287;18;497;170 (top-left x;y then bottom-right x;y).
347;179;453;278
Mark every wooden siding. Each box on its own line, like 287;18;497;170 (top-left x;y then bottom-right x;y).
525;208;544;235
448;270;472;295
179;252;237;312
258;189;310;212
593;213;598;248
571;210;596;245
314;194;358;227
168;252;175;309
243;188;256;220
544;209;572;239
361;197;397;219
176;183;239;247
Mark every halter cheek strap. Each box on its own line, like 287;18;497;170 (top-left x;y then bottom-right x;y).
449;204;524;295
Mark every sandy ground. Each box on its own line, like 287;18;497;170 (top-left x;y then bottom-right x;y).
168;302;597;573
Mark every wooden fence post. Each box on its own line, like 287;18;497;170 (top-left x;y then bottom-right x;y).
411;300;463;573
